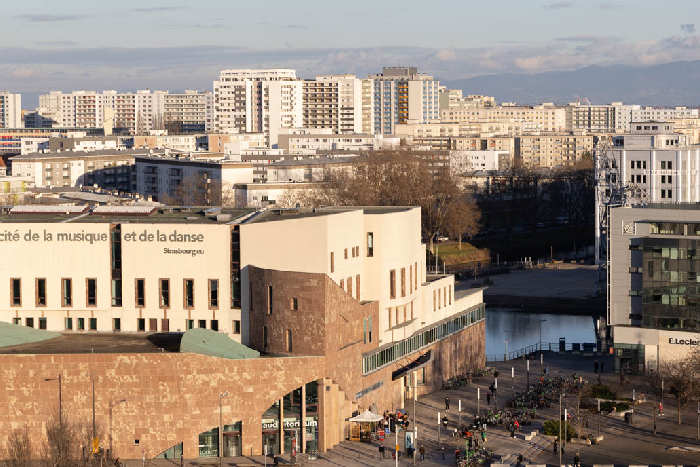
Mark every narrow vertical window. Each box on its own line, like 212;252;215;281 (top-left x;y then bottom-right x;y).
263;326;269;350
340;279;344;290
233;320;241;334
10;278;21;306
356;275;360;300
65;317;73;330
344;248;348;259
137;318;145;332
363;318;367;344
36;278;47;307
26;317;34;328
388;308;392;328
161;319;169;332
149;318;158;331
330;252;334;273
183;279;194;308
209;279;219;309
347;276;352;296
290;297;298;311
113;318;121;332
198;319;206;329
186;319;194;330
390;270;396;299
211;320;219;331
89;318;97;331
77;318;85;330
159;279;170;308
86;278;97;307
286;329;293;352
39;317;47;330
368;316;372;342
414;262;418;289
61;279;73;307
267;285;273;315
135;279;145;307
401;268;406;297
367;232;374;257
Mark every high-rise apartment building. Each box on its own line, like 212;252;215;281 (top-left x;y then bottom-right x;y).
515;133;594;168
0;92;22;128
213;69;302;146
367;67;439;135
302;75;363;134
160;90;213;133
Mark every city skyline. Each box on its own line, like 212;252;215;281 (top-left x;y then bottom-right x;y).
5;0;700;104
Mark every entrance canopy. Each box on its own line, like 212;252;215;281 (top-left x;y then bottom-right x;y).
348;410;383;423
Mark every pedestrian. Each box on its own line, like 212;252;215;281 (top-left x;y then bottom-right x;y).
552;438;558;455
379;444;385;459
481;430;487;445
445;396;450;411
419;445;425;461
574;451;580;467
594;360;599;373
486;392;491;405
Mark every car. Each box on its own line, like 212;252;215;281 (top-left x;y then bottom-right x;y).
437;236;449;242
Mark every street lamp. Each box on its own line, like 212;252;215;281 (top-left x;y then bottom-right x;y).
219;391;229;467
43;374;62;426
109;399;127;456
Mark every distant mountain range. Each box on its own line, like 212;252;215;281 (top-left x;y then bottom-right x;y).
444;60;700;107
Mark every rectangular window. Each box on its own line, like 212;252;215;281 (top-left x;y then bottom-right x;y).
356;275;360;300
661;175;666;183
414;262;418;289
65;317;72;330
159;279;170;308
390;270;396;299
669;175;672;184
367;232;374;257
290;297;298;311
111;279;122;307
388;308;392;328
77;317;85;331
211;320;219;331
233;320;241;334
330;252;334;272
286;329;293;352
267;285;273;315
668;161;672;170
661;161;666;169
438;288;442;308
186;319;194;330
86;278;97;307
135;279;145;307
89;318;97;331
183;279;194;308
137;318;145;332
25;317;34;328
344;248;348;259
61;278;72;307
208;279;219;309
198;319;206;329
113;318;121;332
263;326;269;350
347;276;352;296
39;317;47;330
401;268;406;297
368;316;372;342
149;318;157;332
10;278;21;306
161;319;169;332
668;189;672;198
36;278;47;307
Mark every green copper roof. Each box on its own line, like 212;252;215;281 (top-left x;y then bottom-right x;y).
180;328;260;359
0;321;60;349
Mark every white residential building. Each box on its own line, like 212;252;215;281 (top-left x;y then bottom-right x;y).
303;75;363;134
213;69;303;147
0;92;22;128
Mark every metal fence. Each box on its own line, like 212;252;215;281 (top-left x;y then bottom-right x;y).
486;341;600;362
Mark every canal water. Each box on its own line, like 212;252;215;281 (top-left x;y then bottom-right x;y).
485;307;596;358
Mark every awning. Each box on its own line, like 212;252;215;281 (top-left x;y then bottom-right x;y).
348;410;383;423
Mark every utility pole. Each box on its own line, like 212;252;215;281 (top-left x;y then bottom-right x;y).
219;391;229;467
559;393;562;466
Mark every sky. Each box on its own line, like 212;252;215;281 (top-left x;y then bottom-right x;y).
3;0;700;106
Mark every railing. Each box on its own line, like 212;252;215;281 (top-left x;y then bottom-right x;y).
486;341;600;362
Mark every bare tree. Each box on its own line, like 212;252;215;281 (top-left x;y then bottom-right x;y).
444;194;481;250
656;351;700;425
301;151;481;250
162;173;222;206
4;425;31;467
42;417;74;467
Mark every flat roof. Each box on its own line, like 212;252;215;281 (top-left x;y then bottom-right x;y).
0;206;254;224
0;332;183;354
11;149;149;160
246;206;414;224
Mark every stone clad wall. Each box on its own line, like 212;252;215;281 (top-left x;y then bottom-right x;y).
0;268;486;461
